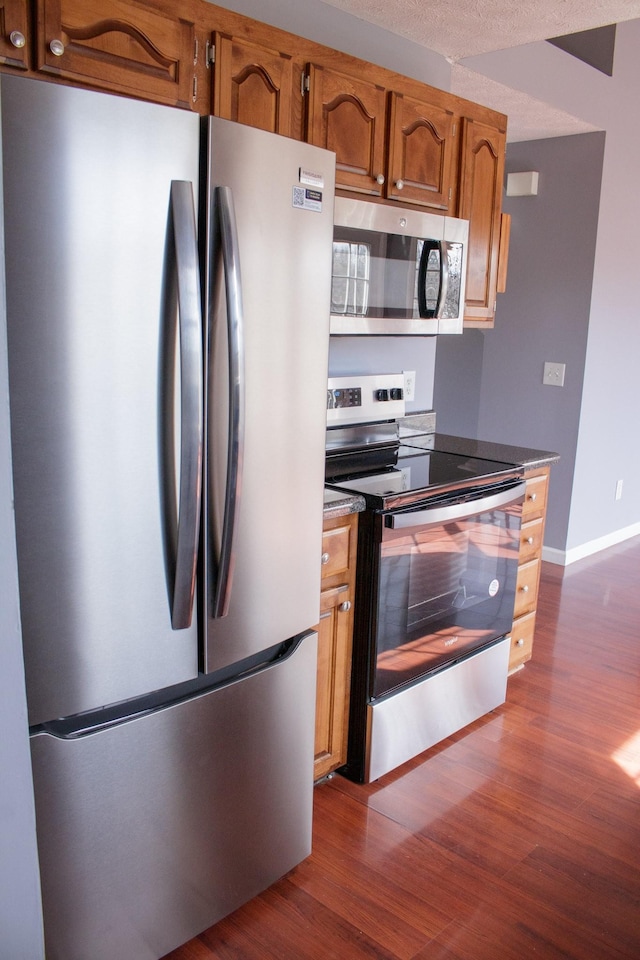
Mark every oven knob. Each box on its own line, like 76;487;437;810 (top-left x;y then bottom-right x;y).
390;387;404;400
376;389;389;401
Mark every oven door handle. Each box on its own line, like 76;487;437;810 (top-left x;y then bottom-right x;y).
385;481;526;531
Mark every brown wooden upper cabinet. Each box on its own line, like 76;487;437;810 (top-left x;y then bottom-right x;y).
304;62;387;197
458;116;507;325
304;65;459;213
211;32;294;137
387;91;457;213
35;0;197;107
0;0;29;69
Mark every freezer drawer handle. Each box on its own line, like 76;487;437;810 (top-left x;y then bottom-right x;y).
211;185;245;618
169;180;203;629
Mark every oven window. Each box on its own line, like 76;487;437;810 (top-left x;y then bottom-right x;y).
373;503;521;699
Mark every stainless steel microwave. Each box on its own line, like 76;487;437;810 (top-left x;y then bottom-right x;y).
331;197;468;336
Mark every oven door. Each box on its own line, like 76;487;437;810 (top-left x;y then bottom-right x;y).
372;480;525;699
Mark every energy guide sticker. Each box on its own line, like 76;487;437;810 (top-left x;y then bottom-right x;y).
292;186;322;212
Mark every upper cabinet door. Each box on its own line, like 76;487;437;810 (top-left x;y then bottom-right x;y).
0;0;29;69
305;62;387;197
387;92;457;213
212;32;294;137
458;116;506;325
36;0;196;107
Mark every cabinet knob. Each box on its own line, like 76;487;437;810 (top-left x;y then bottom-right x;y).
321;552;330;565
516;638;525;647
526;536;534;545
338;600;351;613
395;179;404;190
375;173;385;185
49;38;65;57
520;584;530;593
528;492;537;502
9;30;26;49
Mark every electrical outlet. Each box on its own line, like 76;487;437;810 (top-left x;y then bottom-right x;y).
543;361;566;387
615;479;624;501
403;370;416;401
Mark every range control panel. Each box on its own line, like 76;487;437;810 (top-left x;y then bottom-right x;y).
327;374;406;425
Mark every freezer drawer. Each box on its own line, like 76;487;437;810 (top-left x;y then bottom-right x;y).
30;633;317;960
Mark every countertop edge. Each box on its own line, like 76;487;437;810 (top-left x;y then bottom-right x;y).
433;434;560;471
323;491;366;520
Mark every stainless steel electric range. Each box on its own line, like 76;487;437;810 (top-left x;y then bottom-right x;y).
325;374;525;783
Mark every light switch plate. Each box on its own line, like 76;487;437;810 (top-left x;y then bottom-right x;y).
543;361;565;387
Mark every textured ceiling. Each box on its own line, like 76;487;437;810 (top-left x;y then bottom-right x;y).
319;0;640;139
319;0;640;60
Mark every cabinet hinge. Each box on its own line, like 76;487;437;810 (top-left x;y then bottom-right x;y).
448;187;452;201
192;76;198;103
206;41;215;67
301;73;310;96
193;38;198;66
452;122;457;137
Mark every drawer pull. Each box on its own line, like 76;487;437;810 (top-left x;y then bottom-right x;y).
528;492;537;502
321;552;330;565
526;536;534;545
9;30;26;48
338;600;351;613
520;584;530;593
516;638;525;647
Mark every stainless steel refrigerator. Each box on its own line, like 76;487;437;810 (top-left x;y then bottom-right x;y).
0;74;335;960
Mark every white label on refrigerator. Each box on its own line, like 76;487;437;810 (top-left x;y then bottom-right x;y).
299;167;325;188
292;186;322;212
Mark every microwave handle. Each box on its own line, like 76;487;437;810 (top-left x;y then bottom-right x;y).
418;239;447;319
384;481;526;531
435;240;450;319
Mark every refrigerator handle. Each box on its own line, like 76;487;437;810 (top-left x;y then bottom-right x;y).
169;180;203;629
212;185;245;618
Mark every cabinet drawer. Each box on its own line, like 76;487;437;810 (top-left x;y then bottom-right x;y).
522;473;549;521
513;558;540;619
509;611;535;671
321;524;351;580
519;517;544;564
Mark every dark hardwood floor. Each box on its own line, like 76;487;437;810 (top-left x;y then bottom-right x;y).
164;537;640;960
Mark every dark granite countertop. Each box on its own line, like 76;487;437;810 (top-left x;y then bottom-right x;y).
433;434;560;471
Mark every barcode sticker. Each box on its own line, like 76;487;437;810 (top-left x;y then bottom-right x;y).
292;186;322;212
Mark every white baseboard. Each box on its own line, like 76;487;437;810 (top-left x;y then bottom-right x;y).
542;521;640;567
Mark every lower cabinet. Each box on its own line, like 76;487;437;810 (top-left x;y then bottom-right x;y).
509;466;550;672
314;512;357;781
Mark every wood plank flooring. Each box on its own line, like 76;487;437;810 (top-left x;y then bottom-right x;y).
163;536;640;959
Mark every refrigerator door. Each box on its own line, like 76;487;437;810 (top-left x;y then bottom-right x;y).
1;76;202;725
202;118;336;672
30;632;317;960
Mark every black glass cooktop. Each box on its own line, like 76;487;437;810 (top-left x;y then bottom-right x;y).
325;441;523;509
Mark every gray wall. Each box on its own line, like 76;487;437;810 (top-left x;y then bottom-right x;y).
434;132;605;553
460;21;640;557
0;146;45;957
